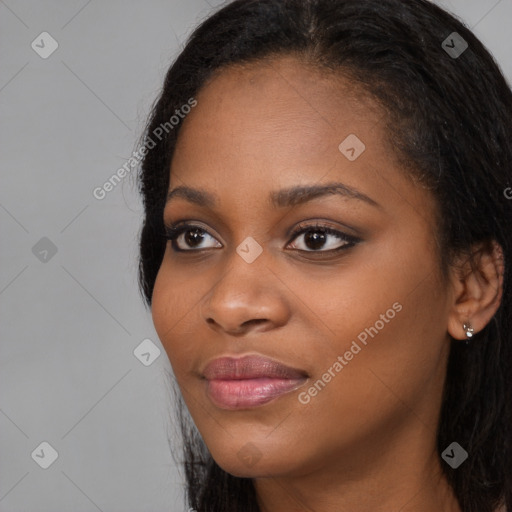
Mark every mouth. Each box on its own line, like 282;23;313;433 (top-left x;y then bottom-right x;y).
202;354;308;410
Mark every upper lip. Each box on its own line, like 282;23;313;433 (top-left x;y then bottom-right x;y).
202;355;308;380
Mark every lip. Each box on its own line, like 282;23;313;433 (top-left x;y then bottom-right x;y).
202;355;308;410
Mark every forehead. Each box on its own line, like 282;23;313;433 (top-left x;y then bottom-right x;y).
167;56;435;227
182;57;379;138
172;57;383;177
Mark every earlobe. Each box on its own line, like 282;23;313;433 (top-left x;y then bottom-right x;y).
447;239;504;341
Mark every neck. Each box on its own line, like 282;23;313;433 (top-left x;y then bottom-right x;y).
254;423;461;512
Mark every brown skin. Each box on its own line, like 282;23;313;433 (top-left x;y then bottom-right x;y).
151;56;503;512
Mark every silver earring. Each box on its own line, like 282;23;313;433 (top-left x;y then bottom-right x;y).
463;322;474;342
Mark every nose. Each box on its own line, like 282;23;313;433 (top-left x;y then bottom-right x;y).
200;249;291;336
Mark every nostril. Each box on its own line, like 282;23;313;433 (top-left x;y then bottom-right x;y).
241;318;267;328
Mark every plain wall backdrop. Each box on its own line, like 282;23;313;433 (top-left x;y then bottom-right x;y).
1;1;511;511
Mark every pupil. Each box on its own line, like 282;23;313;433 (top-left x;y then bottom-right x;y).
185;228;204;246
305;230;326;250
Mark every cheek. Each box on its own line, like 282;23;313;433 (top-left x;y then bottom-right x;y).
302;256;448;430
288;296;447;469
296;232;445;371
151;261;200;376
151;265;174;344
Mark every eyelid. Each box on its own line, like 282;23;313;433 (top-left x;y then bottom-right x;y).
286;222;360;251
285;218;361;239
164;220;361;253
164;222;223;252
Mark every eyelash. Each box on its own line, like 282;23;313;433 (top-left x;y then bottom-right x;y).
163;222;360;254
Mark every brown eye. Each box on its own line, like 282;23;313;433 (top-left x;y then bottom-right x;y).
287;225;358;252
184;228;206;247
164;224;222;251
303;230;328;250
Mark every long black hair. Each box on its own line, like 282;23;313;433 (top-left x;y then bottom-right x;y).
137;1;512;510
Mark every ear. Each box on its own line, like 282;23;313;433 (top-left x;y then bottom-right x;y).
447;239;504;340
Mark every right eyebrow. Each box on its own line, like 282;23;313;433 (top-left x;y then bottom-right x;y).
166;186;217;208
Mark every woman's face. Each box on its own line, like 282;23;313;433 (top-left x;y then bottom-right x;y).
152;56;454;479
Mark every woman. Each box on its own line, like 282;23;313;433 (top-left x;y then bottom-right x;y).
137;1;512;510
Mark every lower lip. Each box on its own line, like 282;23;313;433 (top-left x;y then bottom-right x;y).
206;377;306;409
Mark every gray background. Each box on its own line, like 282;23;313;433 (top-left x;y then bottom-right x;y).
1;1;510;511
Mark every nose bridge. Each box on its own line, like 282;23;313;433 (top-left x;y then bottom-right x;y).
200;240;289;334
207;240;267;314
217;229;268;293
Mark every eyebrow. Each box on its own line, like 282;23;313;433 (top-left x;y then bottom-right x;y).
270;182;380;209
165;182;381;209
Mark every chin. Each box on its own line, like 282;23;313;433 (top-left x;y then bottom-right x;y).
208;443;300;479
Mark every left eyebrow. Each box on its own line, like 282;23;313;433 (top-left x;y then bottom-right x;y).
269;182;381;209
